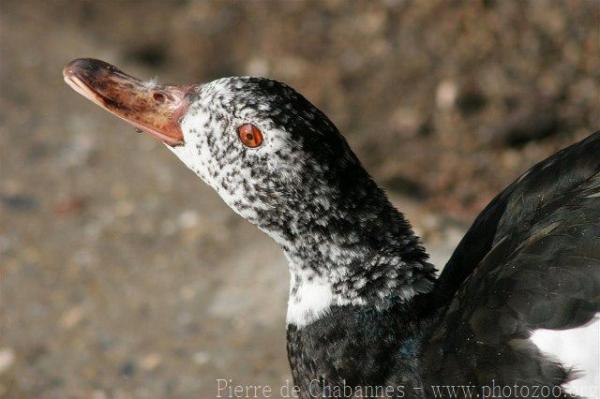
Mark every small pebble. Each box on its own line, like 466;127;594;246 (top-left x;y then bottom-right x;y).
192;351;210;366
119;361;136;377
139;353;162;371
0;348;15;374
436;80;458;110
55;196;87;215
178;210;199;229
0;194;38;211
60;306;84;330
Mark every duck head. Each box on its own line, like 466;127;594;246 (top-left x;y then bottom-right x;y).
64;58;433;327
63;58;367;239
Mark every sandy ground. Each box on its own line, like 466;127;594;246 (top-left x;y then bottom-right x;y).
0;1;598;398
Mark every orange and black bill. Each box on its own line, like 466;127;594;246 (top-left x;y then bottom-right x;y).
63;58;191;146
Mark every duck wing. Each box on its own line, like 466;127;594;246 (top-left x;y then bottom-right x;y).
422;131;600;398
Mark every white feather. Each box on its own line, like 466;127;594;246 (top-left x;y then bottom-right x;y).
531;316;600;397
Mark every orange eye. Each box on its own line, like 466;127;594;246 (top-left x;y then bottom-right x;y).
237;123;263;148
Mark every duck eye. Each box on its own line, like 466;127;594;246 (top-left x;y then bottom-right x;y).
237;124;263;148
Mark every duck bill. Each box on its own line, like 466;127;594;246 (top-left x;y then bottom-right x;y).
63;58;190;146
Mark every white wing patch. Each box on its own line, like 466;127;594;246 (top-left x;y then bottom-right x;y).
531;316;599;398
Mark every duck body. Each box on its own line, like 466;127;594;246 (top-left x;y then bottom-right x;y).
287;303;431;398
63;59;599;399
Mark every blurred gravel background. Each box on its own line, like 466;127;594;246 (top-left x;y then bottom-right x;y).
0;1;598;398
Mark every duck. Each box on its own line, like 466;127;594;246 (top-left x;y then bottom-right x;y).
63;58;599;399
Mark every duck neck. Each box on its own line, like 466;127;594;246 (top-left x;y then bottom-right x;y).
263;173;436;328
